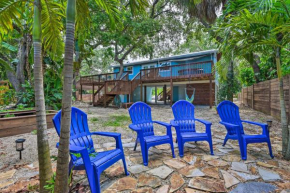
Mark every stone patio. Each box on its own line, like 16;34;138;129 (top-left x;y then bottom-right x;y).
0;101;289;192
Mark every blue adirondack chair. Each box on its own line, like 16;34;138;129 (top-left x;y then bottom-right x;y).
53;107;129;193
217;100;274;160
128;102;175;166
171;100;214;157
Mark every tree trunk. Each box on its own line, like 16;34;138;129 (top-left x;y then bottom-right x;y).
54;0;76;192
244;53;261;83
33;0;53;192
227;58;234;102
116;60;124;79
276;46;289;158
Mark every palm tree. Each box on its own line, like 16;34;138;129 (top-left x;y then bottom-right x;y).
53;0;148;192
217;0;290;159
32;1;53;192
1;0;64;191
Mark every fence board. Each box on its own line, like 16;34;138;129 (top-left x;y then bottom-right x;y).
239;75;290;121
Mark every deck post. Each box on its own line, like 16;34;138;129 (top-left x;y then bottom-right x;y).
170;79;173;106
155;86;157;104
140;82;143;102
144;86;147;103
209;76;212;109
80;84;83;101
92;84;95;105
163;85;166;105
104;83;107;108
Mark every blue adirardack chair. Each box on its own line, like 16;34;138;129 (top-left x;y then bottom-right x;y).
128;102;175;166
217;100;274;160
171;100;214;157
53;107;129;193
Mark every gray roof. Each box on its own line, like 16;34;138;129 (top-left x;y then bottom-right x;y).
112;49;218;67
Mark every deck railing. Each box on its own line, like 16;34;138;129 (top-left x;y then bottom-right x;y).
140;61;213;82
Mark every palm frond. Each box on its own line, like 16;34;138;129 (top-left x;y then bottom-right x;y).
41;0;65;56
0;0;28;40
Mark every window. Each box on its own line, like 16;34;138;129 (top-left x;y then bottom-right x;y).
142;64;156;69
126;66;133;74
159;62;171;71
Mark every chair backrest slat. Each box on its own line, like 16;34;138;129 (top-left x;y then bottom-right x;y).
128;102;154;136
53;107;95;161
217;100;244;135
172;100;196;133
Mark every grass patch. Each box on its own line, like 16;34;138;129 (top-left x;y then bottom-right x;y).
103;115;131;127
90;117;99;123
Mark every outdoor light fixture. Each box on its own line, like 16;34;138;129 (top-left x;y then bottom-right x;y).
15;139;25;160
267;120;272;132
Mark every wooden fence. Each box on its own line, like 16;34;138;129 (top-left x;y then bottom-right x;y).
238;75;290;122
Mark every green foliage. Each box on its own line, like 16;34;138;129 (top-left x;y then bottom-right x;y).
3;113;15;118
90;117;99;123
31;130;37;135
0;86;15;106
240;68;255;87
103;114;131;127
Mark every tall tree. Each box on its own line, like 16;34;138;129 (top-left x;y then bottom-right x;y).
32;0;53;192
54;0;76;192
54;1;148;192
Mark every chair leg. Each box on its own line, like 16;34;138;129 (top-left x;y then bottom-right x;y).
177;140;184;158
143;147;149;166
122;155;130;175
208;139;214;155
95;173;101;193
241;141;247;160
134;138;138;151
170;141;176;158
267;140;274;158
223;135;229;146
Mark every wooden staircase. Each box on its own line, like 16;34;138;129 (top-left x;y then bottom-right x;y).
158;88;171;101
93;94;115;107
92;72;142;107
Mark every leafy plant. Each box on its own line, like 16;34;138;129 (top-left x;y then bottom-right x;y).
31;130;37;135
4;113;15;118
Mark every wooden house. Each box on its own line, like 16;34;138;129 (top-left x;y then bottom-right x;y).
79;49;219;107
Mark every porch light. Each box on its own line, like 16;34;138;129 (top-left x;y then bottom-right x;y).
267;120;272;132
15;139;25;159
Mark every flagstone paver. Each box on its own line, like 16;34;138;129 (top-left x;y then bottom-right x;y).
207;159;229;167
202;166;220;179
258;168;281;181
231;162;249;173
0;169;16;181
156;185;170;193
221;170;240;188
128;164;149;174
188;177;226;192
169;173;185;192
137;173;161;188
147;165;173;179
230;182;276;193
163;159;187;169
179;166;204;177
230;170;260;181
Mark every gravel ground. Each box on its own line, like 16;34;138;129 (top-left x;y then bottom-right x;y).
0;100;287;192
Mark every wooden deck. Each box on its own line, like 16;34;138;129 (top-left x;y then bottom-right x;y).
79;61;214;107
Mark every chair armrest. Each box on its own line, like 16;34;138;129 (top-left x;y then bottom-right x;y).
220;121;239;128
170;120;179;127
153;121;171;127
241;120;268;135
241;120;267;127
91;131;121;138
129;124;141;132
196;118;212;125
91;131;123;149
